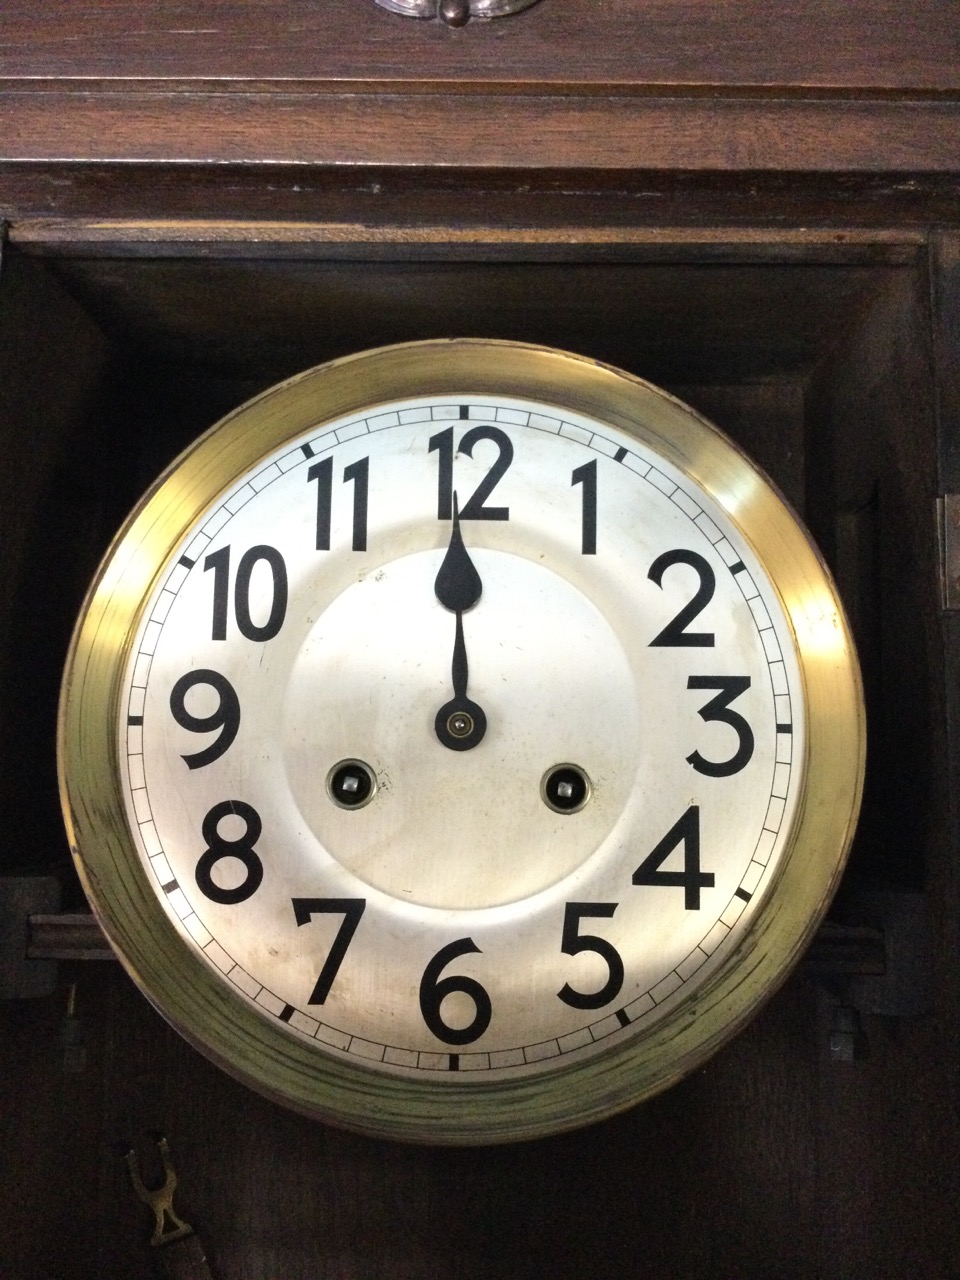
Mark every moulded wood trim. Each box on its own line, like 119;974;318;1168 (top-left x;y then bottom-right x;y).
3;91;960;173
1;0;958;93
6;218;927;265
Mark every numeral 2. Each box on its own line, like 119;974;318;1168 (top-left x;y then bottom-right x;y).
648;549;716;647
428;426;513;520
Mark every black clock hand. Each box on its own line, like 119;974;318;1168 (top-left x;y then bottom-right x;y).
434;495;487;751
450;610;469;702
434;491;482;614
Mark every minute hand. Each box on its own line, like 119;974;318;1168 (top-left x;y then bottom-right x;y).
434;495;487;751
434;493;482;614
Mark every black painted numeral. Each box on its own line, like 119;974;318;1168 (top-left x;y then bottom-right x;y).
571;460;597;555
292;897;366;1005
428;427;455;520
687;676;755;777
428;425;513;520
633;805;714;910
648;549;716;647
419;938;492;1046
308;455;369;551
195;800;264;905
203;544;287;642
557;902;624;1009
169;669;241;769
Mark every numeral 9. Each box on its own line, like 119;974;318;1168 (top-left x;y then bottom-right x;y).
169;669;241;769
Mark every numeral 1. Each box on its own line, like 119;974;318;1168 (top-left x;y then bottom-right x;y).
428;428;455;521
571;460;597;554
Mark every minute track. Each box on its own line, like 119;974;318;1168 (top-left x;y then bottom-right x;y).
119;398;800;1079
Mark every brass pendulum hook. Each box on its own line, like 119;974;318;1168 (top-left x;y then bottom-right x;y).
123;1134;193;1247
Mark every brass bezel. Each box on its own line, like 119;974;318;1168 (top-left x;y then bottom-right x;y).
58;339;865;1144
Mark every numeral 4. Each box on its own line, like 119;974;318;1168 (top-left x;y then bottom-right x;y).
633;806;714;910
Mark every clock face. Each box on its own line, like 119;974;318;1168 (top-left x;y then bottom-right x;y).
59;340;864;1143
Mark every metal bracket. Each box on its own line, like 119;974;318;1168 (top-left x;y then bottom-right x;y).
809;878;931;1061
26;911;115;961
5;880;932;1033
937;494;960;610
375;0;542;26
0;876;61;998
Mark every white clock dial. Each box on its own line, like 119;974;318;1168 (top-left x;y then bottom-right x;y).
60;341;864;1142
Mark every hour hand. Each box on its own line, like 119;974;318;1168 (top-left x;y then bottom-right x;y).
434;493;482;613
434;495;486;751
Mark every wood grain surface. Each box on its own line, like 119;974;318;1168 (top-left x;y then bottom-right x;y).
1;0;959;211
5;91;960;171
0;0;957;90
0;3;958;1275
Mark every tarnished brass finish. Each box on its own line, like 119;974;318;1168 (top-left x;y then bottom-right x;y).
124;1136;193;1247
375;0;542;22
58;340;864;1145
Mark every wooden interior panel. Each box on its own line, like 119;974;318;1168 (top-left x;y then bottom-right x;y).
0;238;954;1279
2;2;959;193
0;249;115;881
43;256;893;385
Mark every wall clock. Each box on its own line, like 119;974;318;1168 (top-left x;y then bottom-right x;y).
58;339;864;1144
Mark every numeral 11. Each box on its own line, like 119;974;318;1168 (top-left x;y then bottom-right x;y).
308;456;369;551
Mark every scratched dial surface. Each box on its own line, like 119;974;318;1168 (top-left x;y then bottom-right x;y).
120;393;804;1074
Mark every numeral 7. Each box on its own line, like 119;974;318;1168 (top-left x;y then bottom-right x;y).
292;897;366;1004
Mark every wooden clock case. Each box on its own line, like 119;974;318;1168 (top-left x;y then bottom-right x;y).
0;3;958;1277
